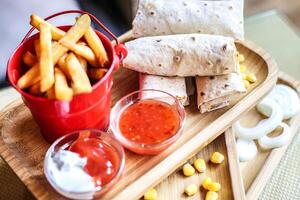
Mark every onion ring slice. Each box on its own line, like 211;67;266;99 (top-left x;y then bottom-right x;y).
258;122;292;149
234;98;283;140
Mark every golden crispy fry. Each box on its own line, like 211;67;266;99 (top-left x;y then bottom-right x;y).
22;51;37;66
34;39;41;58
30;14;65;40
57;54;70;79
46;86;56;99
66;53;92;94
76;55;88;72
39;23;54;92
52;14;91;64
84;27;109;67
28;82;41;95
17;63;40;89
59;40;98;67
88;68;107;80
17;15;91;89
54;68;73;101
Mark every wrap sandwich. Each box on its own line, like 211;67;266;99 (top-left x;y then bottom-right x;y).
196;73;246;113
139;73;189;106
124;34;239;77
133;0;244;40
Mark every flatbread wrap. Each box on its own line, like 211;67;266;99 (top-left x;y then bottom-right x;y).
196;73;246;113
133;0;244;40
124;34;239;76
139;73;189;106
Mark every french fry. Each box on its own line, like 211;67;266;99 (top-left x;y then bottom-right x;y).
17;14;91;89
66;53;92;94
54;68;73;101
76;55;88;72
46;86;56;99
17;63;40;89
30;14;65;40
39;23;54;92
84;27;109;67
22;51;37;66
57;54;70;79
59;40;98;67
52;14;91;64
28;82;41;95
88;68;107;80
34;39;41;58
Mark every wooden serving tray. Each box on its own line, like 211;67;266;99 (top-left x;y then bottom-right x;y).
152;72;300;200
0;32;277;200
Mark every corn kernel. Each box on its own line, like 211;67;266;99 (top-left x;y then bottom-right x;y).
238;54;245;63
202;177;212;189
210;152;224;164
184;184;198;196
243;80;250;88
245;73;257;83
206;182;221;192
242;73;247;80
183;163;195;177
144;188;157;200
239;64;247;73
194;158;206;173
205;191;218;200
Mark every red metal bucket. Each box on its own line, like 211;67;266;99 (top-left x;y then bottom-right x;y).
6;10;127;143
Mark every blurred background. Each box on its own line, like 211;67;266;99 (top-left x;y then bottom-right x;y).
1;0;300;88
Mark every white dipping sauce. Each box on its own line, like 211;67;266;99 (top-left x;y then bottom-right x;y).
46;150;96;193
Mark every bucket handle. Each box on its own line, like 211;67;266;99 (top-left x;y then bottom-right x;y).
22;10;119;45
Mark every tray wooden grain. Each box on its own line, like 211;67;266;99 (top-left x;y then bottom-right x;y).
151;72;300;200
0;32;278;200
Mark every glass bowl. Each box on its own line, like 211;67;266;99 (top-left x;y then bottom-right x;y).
44;129;125;199
110;89;186;155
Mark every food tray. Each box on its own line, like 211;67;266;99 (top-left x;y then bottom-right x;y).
152;72;300;200
0;31;277;199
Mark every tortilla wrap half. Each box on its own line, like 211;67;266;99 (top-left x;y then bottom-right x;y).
139;73;189;106
133;0;244;40
196;73;246;113
124;34;239;77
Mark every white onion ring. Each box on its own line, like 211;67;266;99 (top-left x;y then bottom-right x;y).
258;122;292;149
234;98;283;140
236;139;257;162
258;84;300;119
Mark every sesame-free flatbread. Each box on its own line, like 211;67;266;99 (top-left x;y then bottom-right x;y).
139;73;189;106
124;34;239;77
196;73;246;113
132;0;244;40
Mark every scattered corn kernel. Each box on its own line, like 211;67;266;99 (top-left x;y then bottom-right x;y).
238;54;245;63
206;182;221;192
194;158;206;173
144;188;157;200
202;177;212;189
243;79;250;88
239;64;247;73
183;163;195;177
210;152;224;164
245;73;257;83
184;184;198;196
205;191;218;200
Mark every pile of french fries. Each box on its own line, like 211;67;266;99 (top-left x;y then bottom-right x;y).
18;14;109;101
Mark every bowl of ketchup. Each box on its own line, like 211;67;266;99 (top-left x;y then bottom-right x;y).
44;129;125;199
110;89;186;155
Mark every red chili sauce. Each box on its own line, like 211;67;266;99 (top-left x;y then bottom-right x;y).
69;131;120;187
119;99;180;145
